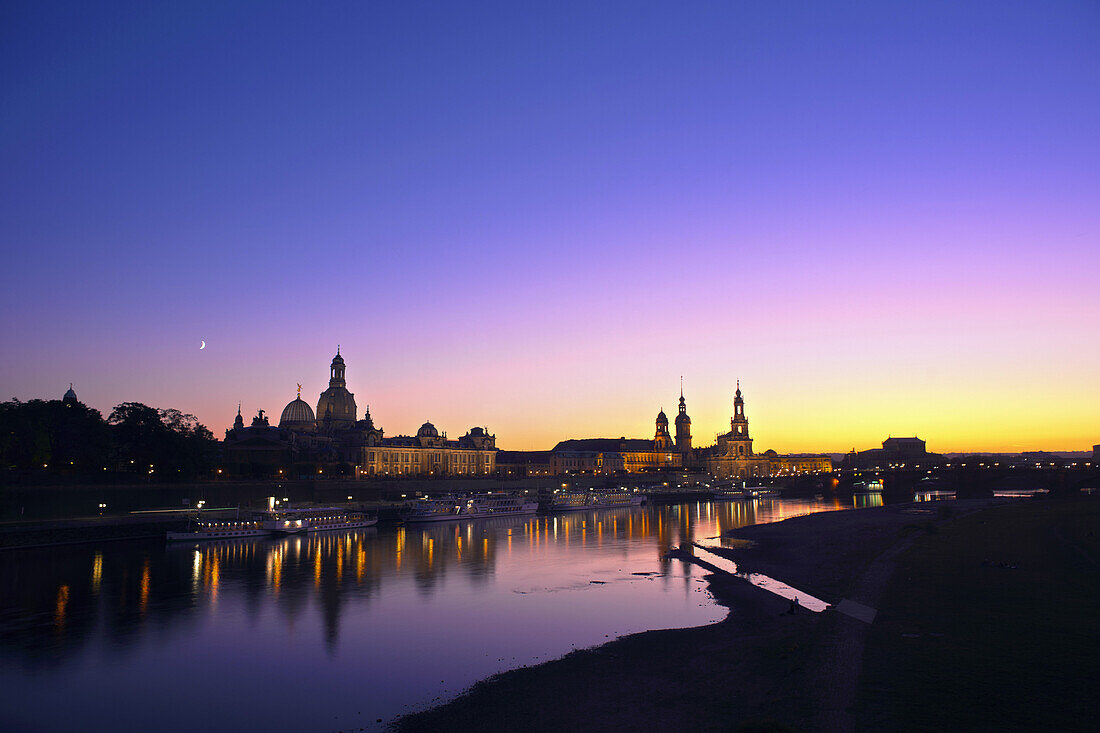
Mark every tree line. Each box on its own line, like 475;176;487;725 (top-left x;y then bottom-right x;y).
0;398;218;482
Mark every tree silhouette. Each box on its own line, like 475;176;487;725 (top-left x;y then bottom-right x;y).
0;399;217;481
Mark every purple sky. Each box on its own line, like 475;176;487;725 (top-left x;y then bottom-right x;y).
2;1;1098;451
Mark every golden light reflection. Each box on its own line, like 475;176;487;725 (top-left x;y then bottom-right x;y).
272;547;283;596
139;559;150;614
113;500;856;634
92;552;102;594
54;584;69;633
210;556;220;603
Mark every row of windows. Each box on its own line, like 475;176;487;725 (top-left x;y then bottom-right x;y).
367;450;490;463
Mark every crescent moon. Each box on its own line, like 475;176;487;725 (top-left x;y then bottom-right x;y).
200;340;206;350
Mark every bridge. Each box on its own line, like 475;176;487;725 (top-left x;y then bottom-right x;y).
816;464;1100;500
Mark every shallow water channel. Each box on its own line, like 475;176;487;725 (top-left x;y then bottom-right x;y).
0;497;850;731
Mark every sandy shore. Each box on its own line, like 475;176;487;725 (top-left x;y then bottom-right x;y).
393;500;998;732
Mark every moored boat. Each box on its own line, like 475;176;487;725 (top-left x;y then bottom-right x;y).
744;486;780;498
546;491;589;511
402;494;538;523
260;506;378;534
590;490;645;509
166;519;268;542
301;508;378;533
712;487;751;500
548;489;645;511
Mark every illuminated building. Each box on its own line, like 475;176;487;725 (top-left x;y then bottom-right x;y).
495;450;553;477
703;383;832;478
674;384;692;463
549;409;684;475
224;350;496;477
704;383;771;478
842;436;944;469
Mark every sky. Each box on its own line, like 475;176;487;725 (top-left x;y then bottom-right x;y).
1;0;1098;453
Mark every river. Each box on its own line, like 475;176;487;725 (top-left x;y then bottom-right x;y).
0;496;868;731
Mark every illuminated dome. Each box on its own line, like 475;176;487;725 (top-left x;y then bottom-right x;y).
280;397;316;428
417;421;438;438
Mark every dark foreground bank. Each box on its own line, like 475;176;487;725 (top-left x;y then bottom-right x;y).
393;497;1098;732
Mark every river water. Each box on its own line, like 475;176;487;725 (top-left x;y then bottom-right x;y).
0;497;858;731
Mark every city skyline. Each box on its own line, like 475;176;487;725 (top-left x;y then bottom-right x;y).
29;348;1097;454
2;2;1098;453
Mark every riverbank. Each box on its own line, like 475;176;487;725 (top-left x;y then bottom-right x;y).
393;496;1097;732
856;496;1098;731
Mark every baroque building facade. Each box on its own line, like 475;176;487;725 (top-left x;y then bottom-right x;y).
543;382;831;478
548;403;687;475
704;383;772;478
703;383;833;478
223;350;496;477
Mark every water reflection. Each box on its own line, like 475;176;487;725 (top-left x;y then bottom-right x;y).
914;490;957;502
853;492;884;508
0;498;846;730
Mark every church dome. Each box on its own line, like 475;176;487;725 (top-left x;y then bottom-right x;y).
280;397;316;428
62;384;78;404
675;410;691;425
656;410;668;423
417;421;438;438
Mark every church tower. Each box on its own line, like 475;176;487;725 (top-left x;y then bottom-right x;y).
674;379;692;456
316;347;357;430
727;381;753;457
654;408;674;450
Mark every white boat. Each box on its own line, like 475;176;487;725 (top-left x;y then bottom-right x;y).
402;494;538;523
712;487;751;500
548;490;645;511
261;507;377;534
166;518;268;542
591;490;645;509
744;486;780;498
302;508;377;533
546;491;589;511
